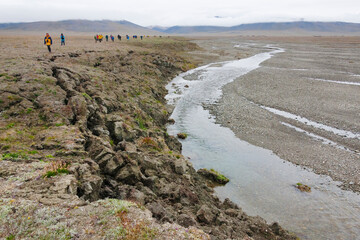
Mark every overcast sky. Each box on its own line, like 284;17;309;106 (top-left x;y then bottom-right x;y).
1;0;360;26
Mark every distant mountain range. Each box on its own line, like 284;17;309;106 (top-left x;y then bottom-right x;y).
0;20;159;35
152;21;360;34
1;20;360;35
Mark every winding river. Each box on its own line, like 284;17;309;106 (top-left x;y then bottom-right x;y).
165;46;360;239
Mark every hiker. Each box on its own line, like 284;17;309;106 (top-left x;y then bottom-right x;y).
60;33;65;46
126;35;129;40
140;35;143;40
44;33;52;53
105;35;109;41
111;35;114;42
99;34;103;42
118;34;121;40
94;35;97;43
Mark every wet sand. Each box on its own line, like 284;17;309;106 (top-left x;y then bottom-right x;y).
193;36;360;193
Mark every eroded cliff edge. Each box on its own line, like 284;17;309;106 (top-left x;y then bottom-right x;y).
0;37;296;239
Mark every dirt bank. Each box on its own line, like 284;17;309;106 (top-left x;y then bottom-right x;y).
0;36;295;239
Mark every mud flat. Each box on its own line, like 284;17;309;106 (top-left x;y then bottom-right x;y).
204;36;360;193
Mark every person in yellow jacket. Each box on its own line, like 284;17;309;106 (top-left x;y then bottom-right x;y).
44;33;53;52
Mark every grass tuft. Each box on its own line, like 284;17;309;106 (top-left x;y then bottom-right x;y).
43;161;70;178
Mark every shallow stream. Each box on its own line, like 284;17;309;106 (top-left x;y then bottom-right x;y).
165;46;360;239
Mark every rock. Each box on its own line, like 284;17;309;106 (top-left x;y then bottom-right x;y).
222;198;239;210
127;188;146;205
113;121;125;142
196;205;215;224
92;126;110;136
106;113;123;122
270;222;282;235
107;120;137;143
295;183;311;192
174;159;188;174
78;174;103;201
39;194;85;207
103;156;124;175
225;208;238;217
124;142;137;152
117;185;146;205
50;175;77;195
197;168;229;184
165;135;182;152
159;182;181;200
139;155;162;170
116;141;127;151
178;213;197;227
179;187;199;204
143;175;158;187
96;153;114;168
148;202;167;220
177;133;188;139
215;212;228;226
94;149;113;163
115;164;144;184
139;186;157;203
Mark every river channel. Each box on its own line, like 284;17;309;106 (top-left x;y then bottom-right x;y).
165;46;360;239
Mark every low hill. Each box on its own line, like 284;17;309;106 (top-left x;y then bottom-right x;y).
0;19;160;35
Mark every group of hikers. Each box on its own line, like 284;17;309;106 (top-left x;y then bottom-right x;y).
44;33;65;53
95;34;116;42
94;34;150;43
44;32;162;52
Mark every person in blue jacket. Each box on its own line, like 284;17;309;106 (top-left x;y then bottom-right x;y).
44;33;52;52
60;33;65;46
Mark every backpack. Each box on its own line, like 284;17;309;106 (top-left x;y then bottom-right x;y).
45;37;51;45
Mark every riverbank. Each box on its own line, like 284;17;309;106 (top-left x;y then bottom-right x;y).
200;36;360;193
0;36;295;239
